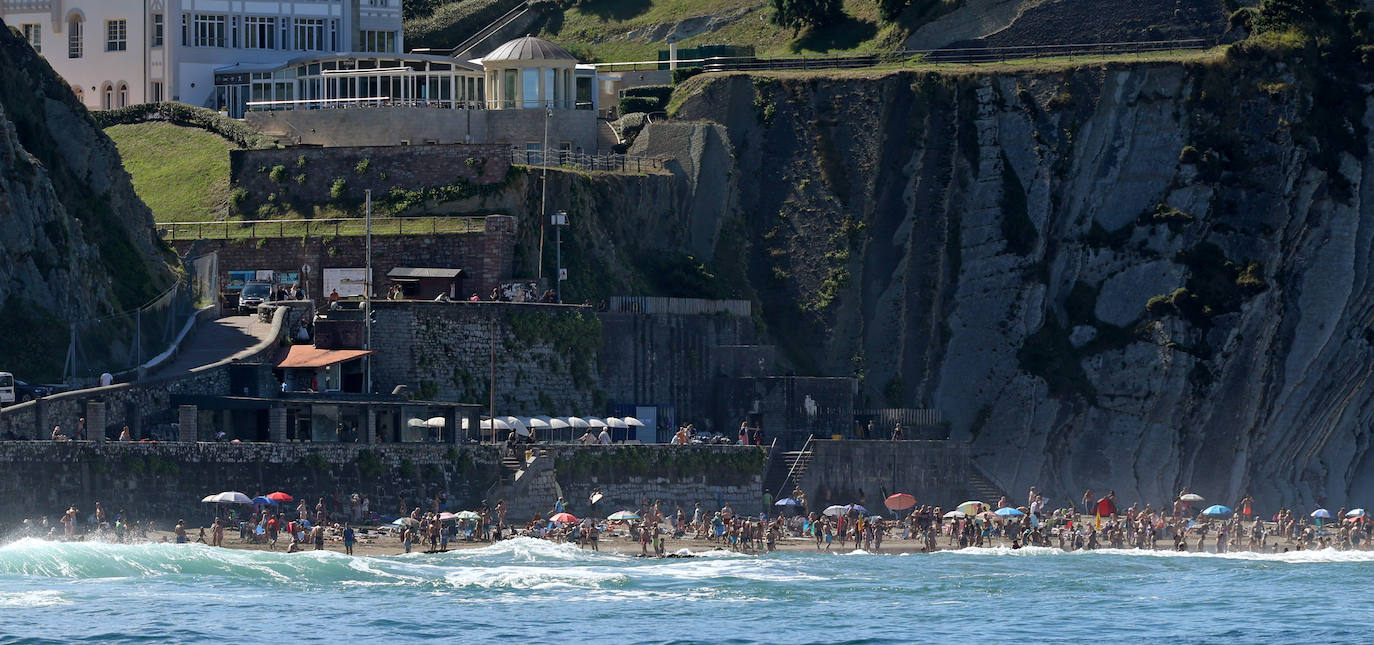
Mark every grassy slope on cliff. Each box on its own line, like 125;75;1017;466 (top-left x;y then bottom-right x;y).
106;122;232;223
408;0;955;59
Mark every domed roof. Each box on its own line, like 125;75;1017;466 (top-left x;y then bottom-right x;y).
483;36;577;63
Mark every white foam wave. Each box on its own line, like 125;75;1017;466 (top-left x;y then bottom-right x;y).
442;565;628;590
0;590;69;608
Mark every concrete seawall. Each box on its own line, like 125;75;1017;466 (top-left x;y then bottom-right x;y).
0;442;768;527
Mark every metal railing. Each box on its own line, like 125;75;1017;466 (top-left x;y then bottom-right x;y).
781;434;815;496
510;148;665;173
592;38;1214;72
607;296;751;316
156;216;486;240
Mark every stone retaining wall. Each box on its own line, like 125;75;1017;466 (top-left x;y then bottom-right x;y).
797;440;975;513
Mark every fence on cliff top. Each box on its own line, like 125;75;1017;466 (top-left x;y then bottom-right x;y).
592;38;1214;73
509;149;666;173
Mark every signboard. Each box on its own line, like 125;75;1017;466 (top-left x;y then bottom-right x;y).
255;270;275;281
226;271;257;292
277;271;300;287
635;406;658;443
215;72;249;86
323;268;370;298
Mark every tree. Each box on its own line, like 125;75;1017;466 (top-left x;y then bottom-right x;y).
769;0;843;34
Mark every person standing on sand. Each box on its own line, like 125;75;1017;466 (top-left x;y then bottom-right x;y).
174;519;187;543
343;523;355;555
312;524;324;550
1082;489;1094;515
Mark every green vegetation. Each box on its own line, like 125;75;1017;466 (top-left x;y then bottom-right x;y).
1145;244;1267;326
93;102;269;148
506;309;603;382
105;122;233;222
1138;202;1194;231
770;0;843;34
406;0;523;50
159;216;486;240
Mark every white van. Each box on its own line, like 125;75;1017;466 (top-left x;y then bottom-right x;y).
0;372;13;406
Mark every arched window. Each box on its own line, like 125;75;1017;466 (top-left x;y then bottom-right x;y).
67;13;84;58
101;83;113;110
117;82;128;107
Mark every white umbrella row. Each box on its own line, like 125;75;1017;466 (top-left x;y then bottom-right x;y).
474;415;645;440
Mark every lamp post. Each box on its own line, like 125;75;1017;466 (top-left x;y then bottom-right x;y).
552;210;567;303
538;103;552;287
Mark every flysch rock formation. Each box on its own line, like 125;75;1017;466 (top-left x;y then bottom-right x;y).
657;56;1374;511
0;20;173;378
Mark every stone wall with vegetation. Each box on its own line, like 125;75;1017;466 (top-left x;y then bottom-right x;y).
228;143;510;217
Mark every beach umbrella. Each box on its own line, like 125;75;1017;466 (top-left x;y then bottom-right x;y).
425;417;446;428
1311;509;1332;519
203;491;252;504
549;512;579;524
977;511;1000;523
957;501;987;515
565;417;590;428
607;511;641;521
526;417;552;429
392;517;419;527
266;492;293;503
844;504;868;515
774;498;802;507
480;418;513;431
587;417;608;428
1179;493;1205;502
1201;505;1233;517
456;511;482;521
623;417;645;427
438;512;459;521
251;496;279;506
822;505;847;517
943;510;967;519
543;417;570;429
885;493;916;511
606;417;629;429
1347;508;1366;518
995;507;1025;517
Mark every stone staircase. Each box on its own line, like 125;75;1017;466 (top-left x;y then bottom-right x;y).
765;450;813;498
965;465;1007;504
597;119;622;154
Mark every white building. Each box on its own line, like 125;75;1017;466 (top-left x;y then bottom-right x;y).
0;0;403;114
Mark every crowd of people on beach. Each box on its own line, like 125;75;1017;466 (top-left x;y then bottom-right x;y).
9;484;1374;557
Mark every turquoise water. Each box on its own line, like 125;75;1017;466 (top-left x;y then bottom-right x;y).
0;538;1369;643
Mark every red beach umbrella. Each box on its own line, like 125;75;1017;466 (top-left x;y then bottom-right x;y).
266;492;294;503
885;493;916;511
549;512;579;524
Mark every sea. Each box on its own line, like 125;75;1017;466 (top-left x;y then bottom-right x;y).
0;537;1368;643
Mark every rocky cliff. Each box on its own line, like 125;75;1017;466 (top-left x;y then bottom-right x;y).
0;21;174;379
653;47;1374;510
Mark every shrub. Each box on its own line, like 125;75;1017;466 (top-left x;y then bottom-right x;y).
1146;294;1173;316
618;96;660;115
294;173;306;185
269;165;287;183
229;187;249;208
329;178;347;200
1179;146;1200;164
354;158;372;174
671;68;703;84
296;154;307;168
623;84;673;105
91;101;269;148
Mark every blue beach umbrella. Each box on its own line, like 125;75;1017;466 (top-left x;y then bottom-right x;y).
1201;505;1233;517
843;504;868;515
252;496;279;506
1311;509;1332;519
774;498;802;507
1347;508;1366;518
995;507;1025;517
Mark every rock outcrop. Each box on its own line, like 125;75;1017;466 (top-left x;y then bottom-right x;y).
659;53;1374;510
0;21;173;379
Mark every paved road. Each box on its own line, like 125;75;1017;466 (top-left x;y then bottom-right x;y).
147;313;275;377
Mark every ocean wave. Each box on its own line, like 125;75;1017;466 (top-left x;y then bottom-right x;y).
442;565;629;590
438;537;620;563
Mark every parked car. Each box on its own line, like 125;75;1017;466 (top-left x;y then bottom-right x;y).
238;281;274;314
0;373;12;407
13;380;54;402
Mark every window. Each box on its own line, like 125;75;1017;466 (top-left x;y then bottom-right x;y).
359;30;395;53
330;20;338;51
193;14;226;48
67;15;83;59
102;83;113;110
22;24;40;53
106;19;127;52
294;18;324;51
181;14;188;46
522;68;539;108
117;82;128;107
245;17;276;49
151;14;163;47
151;81;163;102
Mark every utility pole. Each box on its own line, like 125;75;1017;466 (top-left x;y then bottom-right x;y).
365;188;373;395
538;104;551;286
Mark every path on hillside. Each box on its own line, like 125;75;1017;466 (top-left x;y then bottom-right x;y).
146;313;275;378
